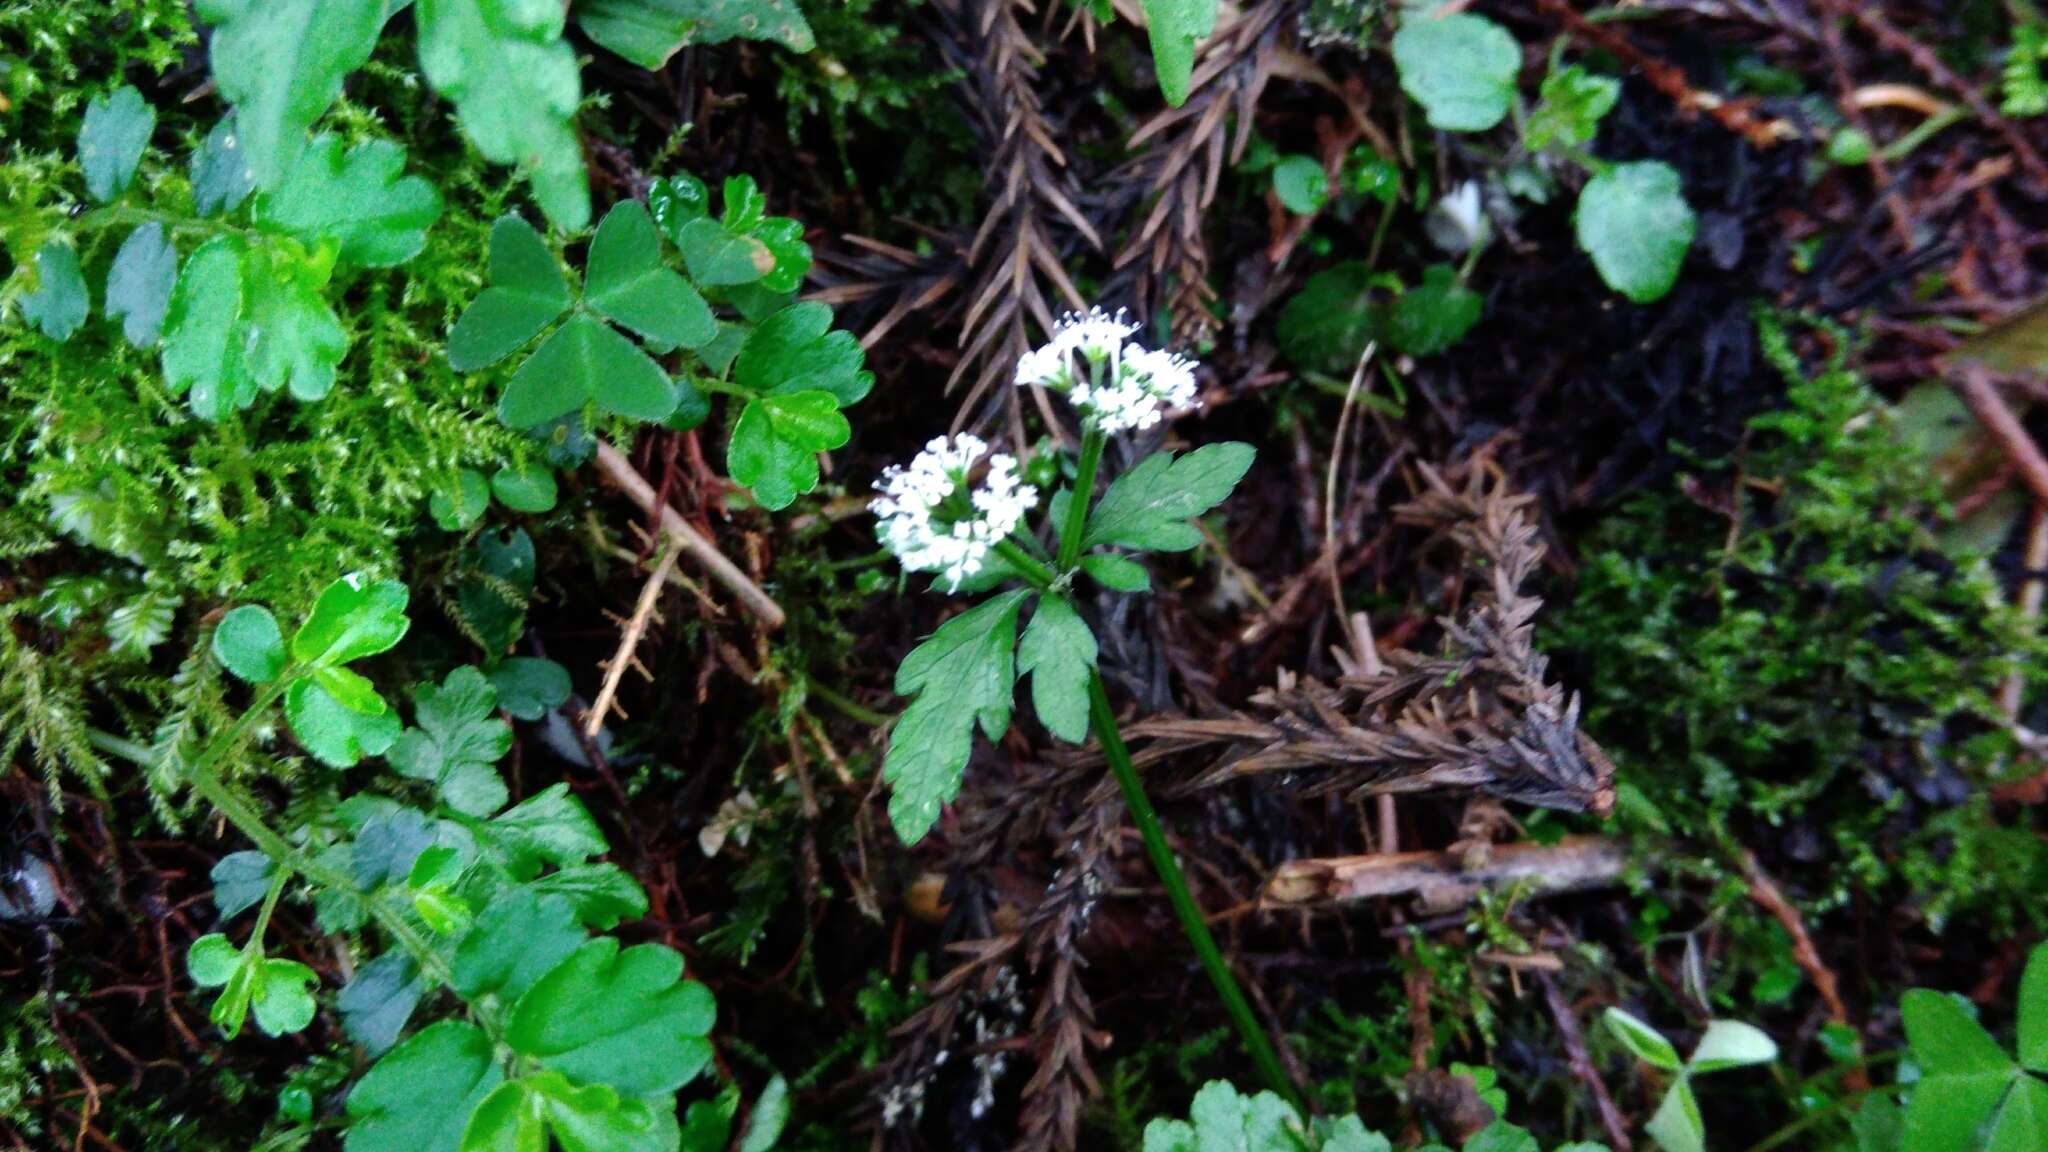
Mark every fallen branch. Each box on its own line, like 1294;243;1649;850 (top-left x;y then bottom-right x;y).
1261;835;1630;912
1536;971;1634;1152
585;539;681;737
1739;850;1869;1093
591;441;787;630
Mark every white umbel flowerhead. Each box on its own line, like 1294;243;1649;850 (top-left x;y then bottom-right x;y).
1014;307;1202;434
872;434;1041;591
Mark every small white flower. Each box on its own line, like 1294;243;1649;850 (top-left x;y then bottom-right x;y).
1426;180;1490;255
1013;307;1139;388
872;434;1040;591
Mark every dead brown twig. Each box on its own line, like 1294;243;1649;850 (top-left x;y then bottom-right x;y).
591;441;786;629
585;539;681;737
1263;834;1630;913
1739;851;1869;1093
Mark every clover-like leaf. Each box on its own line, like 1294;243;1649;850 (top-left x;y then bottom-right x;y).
1575;161;1695;304
507;937;718;1097
414;0;589;230
1018;595;1096;744
448;216;573;371
728;391;852;510
253;135;442;267
735;301;872;405
1645;1078;1703;1152
292;574;411;667
490;465;558;513
20;239;89;342
1393;11;1521;133
1082;442;1255;553
584;200;715;352
106;222;178;347
429;468;491;531
213;605;287;683
79;85;154;202
345;1020;505;1152
389;667;512;816
497;313;677;429
677;216;774;286
883;589;1030;844
193;0;392;186
1604;1008;1684;1072
1903;989;2020;1152
1527;64;1621;151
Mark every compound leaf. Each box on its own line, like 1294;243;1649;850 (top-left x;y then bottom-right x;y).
452;887;587;1004
1018;595;1095;744
728;390;850;510
448;216;572;371
584;200;715;352
389;666;512;816
463;1071;679;1152
1903;989;2018;1152
105;222;178;347
286;677;402;767
79;85;154;202
254;135;441;267
192;0;392;186
883;589;1029;844
20;239;89;342
1082;442;1255;552
497;313;676;428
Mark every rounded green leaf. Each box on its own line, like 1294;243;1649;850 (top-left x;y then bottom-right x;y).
291;573;411;667
251;958;319;1035
1272;155;1329;214
486;657;572;721
286;678;402;768
1392;12;1521;132
187;933;244;988
727;391;851;510
1688;1020;1778;1073
1575;160;1696;304
345;1020;505;1152
506;937;718;1097
21;239;90;342
584;200;715;352
106;222;178;348
496;314;677;429
430;468;491;531
213;604;287;683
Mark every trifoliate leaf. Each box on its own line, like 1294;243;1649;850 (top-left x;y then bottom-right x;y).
1142;0;1216;108
345;1021;505;1152
485;783;608;879
161;236;251;419
1018;596;1096;743
530;862;649;930
1080;553;1151;592
414;0;589;230
1082;442;1256;552
1386;264;1481;356
253;135;442;267
105;222;177;347
487;657;572;720
1988;1075;2048;1152
1392;11;1521;132
2022;943;2048;1073
242;240;347;401
190;116;255;216
390;666;512;816
337;950;426;1056
728;391;851;510
883;589;1030;844
429;468;490;531
79;85;154;202
490;465;558;512
293;574;411;667
192;0;392;186
748;216;811;294
464;1071;680;1152
213;604;287;683
576;0;814;70
1645;1079;1703;1152
1272;154;1328;215
1575;161;1695;304
497;313;677;428
1526;65;1620;151
210;852;274;921
734;301;872;404
448;216;572;371
507;937;717;1096
452;888;587;1003
584;200;715;352
286;678;402;768
676;216;774;286
20;239;89;342
650;173;712;236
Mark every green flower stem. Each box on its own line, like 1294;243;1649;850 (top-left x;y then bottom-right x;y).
994;538;1059;590
1057;426;1106;572
247;867;291;953
1085;670;1298;1107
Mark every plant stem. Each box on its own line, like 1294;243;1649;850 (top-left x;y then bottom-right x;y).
1085;671;1298;1107
993;538;1058;590
1057;427;1105;572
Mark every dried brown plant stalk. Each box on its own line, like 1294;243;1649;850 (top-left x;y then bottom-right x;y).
1108;0;1288;344
1133;464;1615;815
1013;799;1119;1152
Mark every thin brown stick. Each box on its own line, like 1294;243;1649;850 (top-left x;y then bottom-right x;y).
1740;850;1868;1092
1951;365;2048;507
2000;504;2048;719
1537;971;1634;1152
586;540;681;738
1263;835;1630;912
591;441;787;629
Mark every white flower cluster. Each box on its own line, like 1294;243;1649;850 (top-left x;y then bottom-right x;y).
1013;308;1201;434
871;433;1039;591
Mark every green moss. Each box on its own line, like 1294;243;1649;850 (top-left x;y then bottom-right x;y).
1550;311;2046;947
